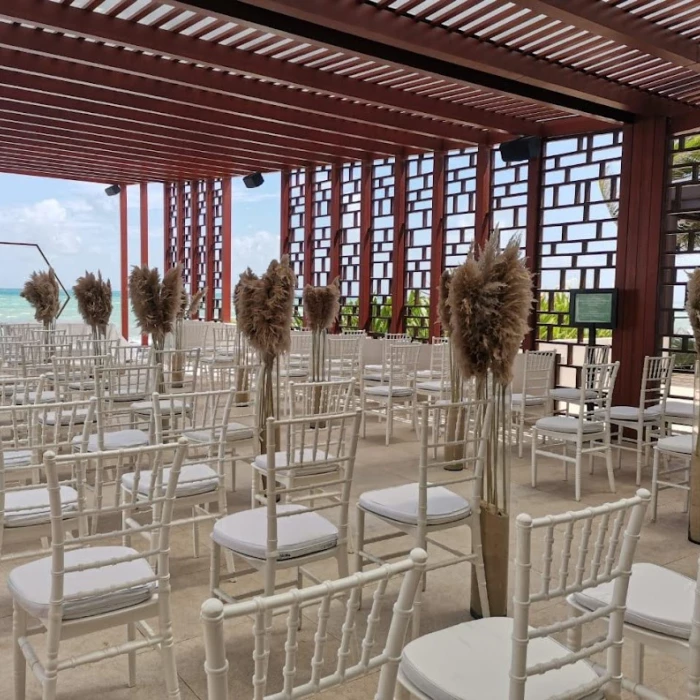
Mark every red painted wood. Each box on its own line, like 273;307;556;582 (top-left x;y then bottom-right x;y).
523;152;543;351
139;182;148;346
329;163;342;284
190;180;200;299
119;185;128;341
358;159;372;332
205;179;215;322
220;178;232;322
391;154;408;334
280;169;291;258
176;182;185;269
474;144;492;249
303;166;314;294
429;150;446;337
163;182;169;271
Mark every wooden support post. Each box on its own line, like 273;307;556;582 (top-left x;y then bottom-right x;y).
221;177;232;323
613;118;668;406
205;178;215;322
429;150;446;337
474;144;492;249
280;169;290;257
523;152;543;351
119;184;128;341
190;180;200;296
139;182;148;346
330;163;342;331
358;159;372;332
163;182;169;271
391;154;408;334
176;181;185;267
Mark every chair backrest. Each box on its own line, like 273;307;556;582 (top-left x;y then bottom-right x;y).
260;410;362;550
579;362;619;423
200;548;427;700
522;350;557;399
289;380;355;417
509;489;650;699
0;338;25;373
158;347;201;393
584;345;611;366
21;341;72;378
386;343;421;387
110;344;153;367
638;355;674;412
429;339;450;384
52;353;110;401
71;337;121;357
418;399;493;541
27;397;97;456
206;323;238;358
42;440;186;628
327;335;363;380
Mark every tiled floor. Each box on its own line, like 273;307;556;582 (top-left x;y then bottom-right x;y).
0;416;695;699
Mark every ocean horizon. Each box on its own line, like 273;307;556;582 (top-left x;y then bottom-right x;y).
0;288;141;339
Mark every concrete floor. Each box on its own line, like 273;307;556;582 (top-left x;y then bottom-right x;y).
0;415;696;699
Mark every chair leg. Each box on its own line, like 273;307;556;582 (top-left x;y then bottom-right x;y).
566;603;583;651
157;588;181;699
530;428;538;488
210;540;222;596
651;449;660;523
635;428;644;486
631;640;645;684
574;445;582;502
605;442;616;495
13;602;27;700
518;410;524;459
192;507;200;558
127;622;137;687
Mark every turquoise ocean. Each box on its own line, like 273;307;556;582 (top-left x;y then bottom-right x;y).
0;288;140;339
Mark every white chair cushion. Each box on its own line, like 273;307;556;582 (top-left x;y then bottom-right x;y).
535;416;604;434
72;429;149;452
212;504;338;561
416;380;445;393
400;617;602;700
3;449;33;468
656;434;694;455
609;405;655;422
38;409;92;426
550;387;597;402
183;422;254;443
130;398;188;414
359;483;470;525
416;369;433;379
105;388;147;402
14;390;57;405
362;373;385;382
122;462;219;498
571;563;695;639
512;393;546;406
8;545;155;620
280;368;308;378
364;364;383;373
364;385;413;398
253;449;337;476
4;485;78;527
646;400;694;419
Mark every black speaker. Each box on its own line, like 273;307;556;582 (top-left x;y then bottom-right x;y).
498;136;542;163
104;184;121;197
243;172;264;189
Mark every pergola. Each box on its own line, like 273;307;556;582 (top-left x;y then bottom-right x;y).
2;0;700;405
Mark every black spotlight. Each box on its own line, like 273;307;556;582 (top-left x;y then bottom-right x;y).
499;136;542;163
243;172;264;189
105;184;121;197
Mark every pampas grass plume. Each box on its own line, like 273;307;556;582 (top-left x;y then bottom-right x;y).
187;289;205;319
438;269;453;333
73;271;112;334
21;268;60;325
303;276;340;331
687;269;700;351
129;263;183;339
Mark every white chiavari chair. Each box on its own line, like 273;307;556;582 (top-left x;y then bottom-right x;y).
416;336;449;380
51;353;110;401
568;553;700;698
201;548;427;700
550;345;611;414
532;362;620;502
202;323;239;364
20;340;71;380
0;400;95;563
9;441;187;700
396;490;650;700
327;334;363;382
71;337;120;357
111;344;153;368
280;331;312;384
357;399;493;635
364;332;411;380
608;355;675;485
361;343;421;445
288;378;355;417
211;410;361;605
341;328;366;335
512;350;557;458
0;337;25;377
650;433;693;522
415;341;450;402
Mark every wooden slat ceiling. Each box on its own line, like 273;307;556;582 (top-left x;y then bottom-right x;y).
0;0;696;183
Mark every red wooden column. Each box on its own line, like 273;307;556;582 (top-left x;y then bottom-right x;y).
162;182;169;271
329;163;342;283
221;177;232;322
139;182;148;346
523;151;544;351
176;182;185;267
390;154;408;334
190;180;200;297
358;158;372;332
280;169;290;257
612;117;669;405
204;179;215;322
429;150;446;337
119;184;128;341
474;144;492;249
303;166;314;290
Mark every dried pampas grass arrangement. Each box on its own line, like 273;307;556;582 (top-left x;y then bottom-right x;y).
303;277;340;382
21;268;60;329
73;271;112;339
129;263;183;392
687;269;700;351
685;270;700;543
237;256;296;450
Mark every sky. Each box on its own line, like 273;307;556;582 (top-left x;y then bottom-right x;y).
0;172;281;291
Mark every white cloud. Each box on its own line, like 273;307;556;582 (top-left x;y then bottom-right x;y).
232;229;281;281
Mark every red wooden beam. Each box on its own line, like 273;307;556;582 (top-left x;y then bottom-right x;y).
612;117;668;405
303;166;314;295
0;0;533;136
140;182;149;346
428;150;446;337
280;170;291;260
390;155;408;334
0;22;487;147
474;144;492;249
0;165;106;184
523;152;543;352
221;177;232;323
119;185;129;341
205;179;215;322
358;159;372;332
